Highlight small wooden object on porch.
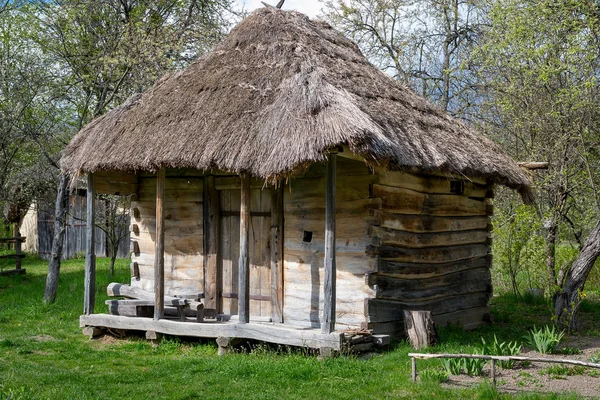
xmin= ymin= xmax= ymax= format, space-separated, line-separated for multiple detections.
xmin=403 ymin=310 xmax=439 ymax=349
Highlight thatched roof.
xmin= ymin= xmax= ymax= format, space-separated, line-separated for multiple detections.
xmin=61 ymin=8 xmax=533 ymax=202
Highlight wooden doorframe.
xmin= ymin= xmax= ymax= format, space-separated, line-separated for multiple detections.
xmin=203 ymin=177 xmax=284 ymax=322
xmin=203 ymin=176 xmax=220 ymax=314
xmin=270 ymin=186 xmax=284 ymax=323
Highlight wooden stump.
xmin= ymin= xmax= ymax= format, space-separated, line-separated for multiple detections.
xmin=403 ymin=310 xmax=439 ymax=349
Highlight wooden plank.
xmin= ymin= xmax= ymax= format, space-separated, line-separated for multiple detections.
xmin=373 ymin=211 xmax=488 ymax=233
xmin=0 ymin=254 xmax=26 ymax=259
xmin=14 ymin=229 xmax=22 ymax=270
xmin=94 ymin=171 xmax=139 ymax=196
xmin=204 ymin=176 xmax=220 ymax=312
xmin=365 ymin=292 xmax=492 ymax=323
xmin=367 ymin=243 xmax=489 ymax=264
xmin=84 ymin=174 xmax=96 ymax=316
xmin=249 ymin=189 xmax=262 ymax=317
xmin=377 ymin=256 xmax=488 ymax=278
xmin=368 ymin=267 xmax=492 ymax=302
xmin=214 ymin=176 xmax=268 ymax=191
xmin=271 ymin=186 xmax=284 ymax=323
xmin=80 ymin=314 xmax=343 ymax=350
xmin=322 ymin=153 xmax=337 ymax=334
xmin=154 ymin=169 xmax=166 ymax=321
xmin=371 ymin=227 xmax=488 ymax=248
xmin=238 ymin=173 xmax=250 ymax=324
xmin=373 ymin=185 xmax=487 ymax=216
xmin=377 ymin=171 xmax=489 ymax=197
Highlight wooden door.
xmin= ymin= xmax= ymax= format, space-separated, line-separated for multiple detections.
xmin=219 ymin=188 xmax=272 ymax=318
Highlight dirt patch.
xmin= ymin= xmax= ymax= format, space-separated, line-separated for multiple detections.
xmin=441 ymin=336 xmax=600 ymax=398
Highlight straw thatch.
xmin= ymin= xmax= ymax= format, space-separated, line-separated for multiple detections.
xmin=61 ymin=7 xmax=533 ymax=202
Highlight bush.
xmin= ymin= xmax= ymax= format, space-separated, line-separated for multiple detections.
xmin=524 ymin=325 xmax=564 ymax=354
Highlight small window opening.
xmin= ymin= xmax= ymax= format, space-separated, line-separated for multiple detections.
xmin=450 ymin=180 xmax=465 ymax=195
xmin=303 ymin=230 xmax=313 ymax=243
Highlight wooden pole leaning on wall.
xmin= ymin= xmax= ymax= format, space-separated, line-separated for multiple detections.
xmin=154 ymin=168 xmax=166 ymax=321
xmin=322 ymin=152 xmax=337 ymax=334
xmin=84 ymin=174 xmax=96 ymax=315
xmin=238 ymin=172 xmax=251 ymax=324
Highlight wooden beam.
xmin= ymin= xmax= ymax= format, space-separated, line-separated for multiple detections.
xmin=518 ymin=162 xmax=549 ymax=170
xmin=13 ymin=225 xmax=21 ymax=270
xmin=203 ymin=176 xmax=220 ymax=312
xmin=238 ymin=172 xmax=250 ymax=324
xmin=154 ymin=169 xmax=166 ymax=321
xmin=80 ymin=314 xmax=343 ymax=350
xmin=322 ymin=153 xmax=337 ymax=334
xmin=271 ymin=186 xmax=284 ymax=323
xmin=84 ymin=174 xmax=96 ymax=315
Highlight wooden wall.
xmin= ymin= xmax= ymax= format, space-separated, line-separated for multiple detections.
xmin=131 ymin=175 xmax=204 ymax=297
xmin=366 ymin=171 xmax=494 ymax=335
xmin=283 ymin=158 xmax=380 ymax=330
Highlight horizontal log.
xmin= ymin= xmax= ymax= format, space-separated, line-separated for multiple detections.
xmin=373 ymin=211 xmax=489 ymax=233
xmin=377 ymin=256 xmax=488 ymax=278
xmin=0 ymin=237 xmax=26 ymax=243
xmin=298 ymin=156 xmax=373 ymax=178
xmin=367 ymin=244 xmax=489 ymax=264
xmin=432 ymin=306 xmax=489 ymax=329
xmin=0 ymin=254 xmax=26 ymax=259
xmin=373 ymin=185 xmax=486 ymax=216
xmin=133 ymin=235 xmax=202 ymax=255
xmin=80 ymin=314 xmax=343 ymax=350
xmin=0 ymin=268 xmax=26 ymax=276
xmin=368 ymin=267 xmax=492 ymax=302
xmin=377 ymin=171 xmax=489 ymax=197
xmin=365 ymin=292 xmax=492 ymax=323
xmin=371 ymin=227 xmax=488 ymax=248
xmin=409 ymin=353 xmax=600 ymax=370
xmin=106 ymin=283 xmax=201 ymax=309
xmin=284 ymin=198 xmax=382 ymax=216
xmin=517 ymin=162 xmax=549 ymax=170
xmin=221 ymin=292 xmax=272 ymax=302
xmin=214 ymin=177 xmax=269 ymax=191
xmin=286 ymin=175 xmax=376 ymax=203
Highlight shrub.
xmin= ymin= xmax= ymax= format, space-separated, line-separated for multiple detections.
xmin=524 ymin=325 xmax=564 ymax=354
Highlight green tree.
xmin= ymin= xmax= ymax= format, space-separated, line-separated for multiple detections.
xmin=475 ymin=0 xmax=600 ymax=329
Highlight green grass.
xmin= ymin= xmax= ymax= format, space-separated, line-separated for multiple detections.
xmin=0 ymin=257 xmax=594 ymax=400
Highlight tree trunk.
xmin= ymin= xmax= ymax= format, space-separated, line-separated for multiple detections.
xmin=44 ymin=173 xmax=70 ymax=304
xmin=545 ymin=221 xmax=558 ymax=289
xmin=553 ymin=220 xmax=600 ymax=331
xmin=109 ymin=249 xmax=116 ymax=277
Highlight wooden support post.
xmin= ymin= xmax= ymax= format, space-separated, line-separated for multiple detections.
xmin=322 ymin=152 xmax=337 ymax=334
xmin=270 ymin=186 xmax=284 ymax=323
xmin=411 ymin=356 xmax=417 ymax=382
xmin=14 ymin=226 xmax=22 ymax=271
xmin=491 ymin=358 xmax=496 ymax=386
xmin=238 ymin=173 xmax=250 ymax=324
xmin=203 ymin=176 xmax=220 ymax=313
xmin=84 ymin=174 xmax=96 ymax=315
xmin=154 ymin=169 xmax=166 ymax=321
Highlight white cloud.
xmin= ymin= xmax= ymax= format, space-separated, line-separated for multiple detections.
xmin=235 ymin=0 xmax=323 ymax=18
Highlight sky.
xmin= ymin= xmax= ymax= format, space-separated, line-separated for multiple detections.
xmin=234 ymin=0 xmax=323 ymax=18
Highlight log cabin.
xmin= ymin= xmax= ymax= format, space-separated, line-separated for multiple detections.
xmin=60 ymin=8 xmax=533 ymax=352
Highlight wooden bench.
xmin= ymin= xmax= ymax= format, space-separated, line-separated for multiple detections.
xmin=106 ymin=283 xmax=205 ymax=322
xmin=0 ymin=236 xmax=26 ymax=276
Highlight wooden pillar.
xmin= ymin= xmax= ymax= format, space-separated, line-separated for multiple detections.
xmin=84 ymin=174 xmax=96 ymax=315
xmin=14 ymin=226 xmax=22 ymax=271
xmin=238 ymin=173 xmax=250 ymax=324
xmin=154 ymin=169 xmax=166 ymax=321
xmin=270 ymin=186 xmax=284 ymax=323
xmin=322 ymin=152 xmax=337 ymax=334
xmin=203 ymin=176 xmax=220 ymax=313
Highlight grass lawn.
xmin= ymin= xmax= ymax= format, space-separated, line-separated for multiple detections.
xmin=0 ymin=257 xmax=595 ymax=399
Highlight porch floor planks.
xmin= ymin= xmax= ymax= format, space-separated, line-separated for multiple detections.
xmin=80 ymin=314 xmax=343 ymax=350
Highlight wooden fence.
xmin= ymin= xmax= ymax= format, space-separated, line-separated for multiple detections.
xmin=409 ymin=352 xmax=600 ymax=386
